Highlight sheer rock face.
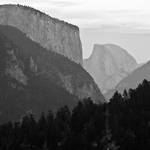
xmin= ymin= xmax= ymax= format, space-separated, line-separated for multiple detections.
xmin=0 ymin=4 xmax=83 ymax=65
xmin=84 ymin=44 xmax=138 ymax=97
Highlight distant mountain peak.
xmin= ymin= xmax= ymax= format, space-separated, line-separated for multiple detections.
xmin=84 ymin=43 xmax=138 ymax=96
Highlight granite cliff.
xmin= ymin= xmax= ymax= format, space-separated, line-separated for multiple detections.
xmin=84 ymin=44 xmax=138 ymax=97
xmin=0 ymin=4 xmax=83 ymax=65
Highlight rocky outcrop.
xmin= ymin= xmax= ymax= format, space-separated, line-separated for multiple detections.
xmin=84 ymin=44 xmax=138 ymax=97
xmin=0 ymin=4 xmax=83 ymax=65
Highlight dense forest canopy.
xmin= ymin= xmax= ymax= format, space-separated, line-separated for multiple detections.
xmin=0 ymin=79 xmax=150 ymax=150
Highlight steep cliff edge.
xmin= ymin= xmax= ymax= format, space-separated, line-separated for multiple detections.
xmin=84 ymin=44 xmax=138 ymax=96
xmin=0 ymin=4 xmax=83 ymax=65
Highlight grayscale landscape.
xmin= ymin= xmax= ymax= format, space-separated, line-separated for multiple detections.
xmin=0 ymin=0 xmax=149 ymax=150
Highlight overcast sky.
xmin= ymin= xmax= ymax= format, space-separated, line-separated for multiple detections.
xmin=0 ymin=0 xmax=150 ymax=63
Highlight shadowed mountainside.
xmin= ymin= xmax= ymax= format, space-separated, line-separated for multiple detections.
xmin=0 ymin=25 xmax=105 ymax=123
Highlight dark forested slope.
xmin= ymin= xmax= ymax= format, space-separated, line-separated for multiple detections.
xmin=0 ymin=25 xmax=104 ymax=123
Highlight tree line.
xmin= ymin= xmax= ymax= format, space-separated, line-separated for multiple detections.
xmin=0 ymin=79 xmax=150 ymax=150
xmin=109 ymin=79 xmax=150 ymax=150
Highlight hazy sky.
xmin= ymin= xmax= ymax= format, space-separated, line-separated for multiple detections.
xmin=0 ymin=0 xmax=150 ymax=63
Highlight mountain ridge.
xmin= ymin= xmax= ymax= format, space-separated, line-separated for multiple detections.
xmin=0 ymin=25 xmax=104 ymax=103
xmin=0 ymin=4 xmax=78 ymax=29
xmin=105 ymin=60 xmax=150 ymax=99
xmin=0 ymin=25 xmax=105 ymax=123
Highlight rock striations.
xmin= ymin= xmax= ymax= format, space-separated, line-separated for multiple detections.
xmin=84 ymin=44 xmax=138 ymax=99
xmin=0 ymin=4 xmax=83 ymax=65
